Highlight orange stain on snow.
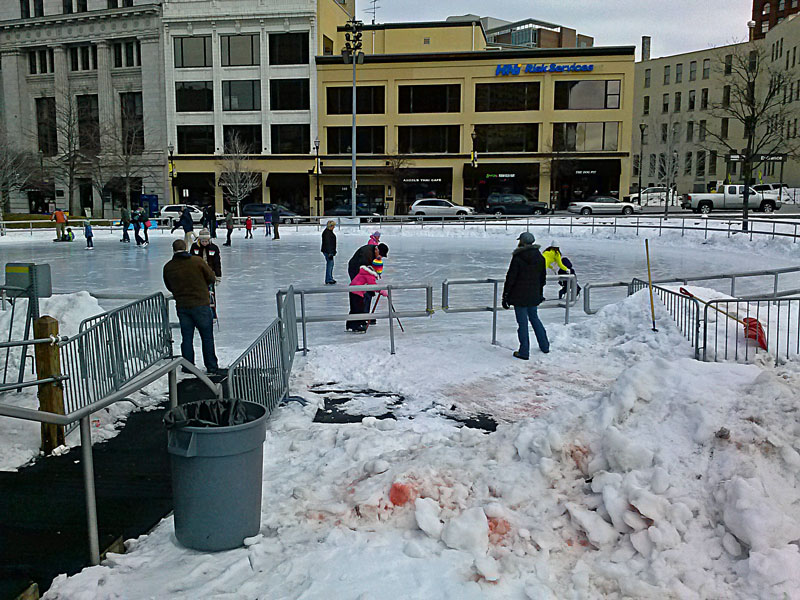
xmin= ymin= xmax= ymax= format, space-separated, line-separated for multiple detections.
xmin=389 ymin=482 xmax=417 ymax=506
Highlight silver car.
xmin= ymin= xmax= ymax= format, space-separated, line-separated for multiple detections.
xmin=567 ymin=196 xmax=642 ymax=216
xmin=409 ymin=199 xmax=475 ymax=216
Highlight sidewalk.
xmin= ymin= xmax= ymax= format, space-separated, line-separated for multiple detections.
xmin=0 ymin=376 xmax=223 ymax=600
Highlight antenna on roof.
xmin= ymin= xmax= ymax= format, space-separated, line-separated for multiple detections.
xmin=367 ymin=0 xmax=379 ymax=24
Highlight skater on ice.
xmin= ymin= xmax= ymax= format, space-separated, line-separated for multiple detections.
xmin=171 ymin=206 xmax=195 ymax=248
xmin=190 ymin=229 xmax=222 ymax=279
xmin=224 ymin=210 xmax=234 ymax=246
xmin=162 ymin=239 xmax=221 ymax=376
xmin=263 ymin=210 xmax=272 ymax=237
xmin=368 ymin=230 xmax=381 ymax=246
xmin=119 ymin=206 xmax=131 ymax=243
xmin=502 ymin=232 xmax=550 ymax=360
xmin=51 ymin=208 xmax=68 ymax=242
xmin=245 ymin=216 xmax=254 ymax=239
xmin=347 ymin=258 xmax=387 ymax=332
xmin=558 ymin=256 xmax=581 ymax=299
xmin=348 ymin=241 xmax=388 ymax=316
xmin=542 ymin=242 xmax=570 ymax=274
xmin=321 ymin=220 xmax=337 ymax=284
xmin=83 ymin=221 xmax=93 ymax=249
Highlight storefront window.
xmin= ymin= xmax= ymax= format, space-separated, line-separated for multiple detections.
xmin=324 ymin=184 xmax=385 ymax=215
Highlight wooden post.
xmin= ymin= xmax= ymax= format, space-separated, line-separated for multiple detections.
xmin=33 ymin=316 xmax=65 ymax=453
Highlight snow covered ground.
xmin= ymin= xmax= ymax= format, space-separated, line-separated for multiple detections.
xmin=1 ymin=225 xmax=799 ymax=598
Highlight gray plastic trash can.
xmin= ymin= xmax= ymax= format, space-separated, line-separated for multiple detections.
xmin=166 ymin=399 xmax=267 ymax=551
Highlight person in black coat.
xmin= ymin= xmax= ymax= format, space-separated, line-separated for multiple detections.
xmin=348 ymin=242 xmax=389 ymax=317
xmin=321 ymin=220 xmax=337 ymax=284
xmin=502 ymin=232 xmax=549 ymax=360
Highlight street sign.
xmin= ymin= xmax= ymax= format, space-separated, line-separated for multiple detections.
xmin=726 ymin=154 xmax=745 ymax=162
xmin=757 ymin=154 xmax=787 ymax=162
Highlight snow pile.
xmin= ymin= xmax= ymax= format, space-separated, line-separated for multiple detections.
xmin=0 ymin=292 xmax=166 ymax=471
xmin=44 ymin=290 xmax=800 ymax=599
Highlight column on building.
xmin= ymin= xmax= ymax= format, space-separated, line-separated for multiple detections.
xmin=259 ymin=22 xmax=271 ymax=205
xmin=52 ymin=45 xmax=71 ymax=211
xmin=1 ymin=50 xmax=31 ymax=212
xmin=139 ymin=33 xmax=167 ymax=203
xmin=95 ymin=40 xmax=114 ymax=215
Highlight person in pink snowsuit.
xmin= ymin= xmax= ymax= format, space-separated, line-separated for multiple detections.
xmin=368 ymin=231 xmax=381 ymax=246
xmin=347 ymin=259 xmax=386 ymax=332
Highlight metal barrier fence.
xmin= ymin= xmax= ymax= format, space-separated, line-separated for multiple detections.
xmin=584 ymin=265 xmax=800 ymax=315
xmin=227 ymin=287 xmax=299 ymax=415
xmin=702 ymin=297 xmax=800 ymax=364
xmin=629 ymin=279 xmax=702 ymax=359
xmin=276 ymin=283 xmax=434 ymax=355
xmin=441 ymin=274 xmax=578 ymax=345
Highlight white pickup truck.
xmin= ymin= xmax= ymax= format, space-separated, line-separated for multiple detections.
xmin=681 ymin=184 xmax=781 ymax=214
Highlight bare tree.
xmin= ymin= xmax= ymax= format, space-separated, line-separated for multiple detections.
xmin=384 ymin=152 xmax=413 ymax=215
xmin=49 ymin=90 xmax=86 ymax=216
xmin=704 ymin=41 xmax=800 ymax=230
xmin=0 ymin=125 xmax=33 ymax=214
xmin=218 ymin=132 xmax=260 ymax=216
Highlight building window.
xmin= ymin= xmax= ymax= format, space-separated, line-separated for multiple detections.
xmin=699 ymin=120 xmax=707 ymax=141
xmin=554 ymin=80 xmax=620 ymax=110
xmin=28 ymin=48 xmax=54 ymax=74
xmin=684 ymin=152 xmax=692 ymax=175
xmin=20 ymin=0 xmax=30 ymax=19
xmin=662 ymin=93 xmax=669 ymax=113
xmin=223 ymin=125 xmax=262 ymax=153
xmin=709 ymin=150 xmax=717 ymax=176
xmin=675 ymin=63 xmax=683 ymax=83
xmin=644 ymin=68 xmax=651 ymax=88
xmin=271 ymin=124 xmax=310 ymax=154
xmin=661 ymin=123 xmax=668 ymax=143
xmin=475 ymin=82 xmax=540 ymax=111
xmin=649 ymin=154 xmax=656 ymax=178
xmin=398 ymin=84 xmax=460 ymax=113
xmin=689 ymin=61 xmax=697 ymax=81
xmin=633 ymin=154 xmax=640 ymax=177
xmin=762 ymin=21 xmax=770 ymax=34
xmin=664 ymin=65 xmax=670 ymax=85
xmin=552 ymin=122 xmax=619 ymax=152
xmin=724 ymin=54 xmax=733 ymax=75
xmin=270 ymin=79 xmax=310 ymax=111
xmin=720 ymin=118 xmax=729 ymax=139
xmin=268 ymin=32 xmax=309 ymax=65
xmin=77 ymin=94 xmax=99 ymax=154
xmin=174 ymin=36 xmax=212 ymax=68
xmin=722 ymin=85 xmax=731 ymax=107
xmin=326 ymin=86 xmax=385 ymax=114
xmin=686 ymin=121 xmax=694 ymax=142
xmin=177 ymin=125 xmax=214 ymax=154
xmin=701 ymin=88 xmax=709 ymax=109
xmin=221 ymin=34 xmax=260 ymax=67
xmin=175 ymin=81 xmax=214 ymax=112
xmin=643 ymin=95 xmax=650 ymax=115
xmin=36 ymin=97 xmax=57 ymax=156
xmin=76 ymin=0 xmax=87 ymax=11
xmin=323 ymin=35 xmax=334 ymax=56
xmin=222 ymin=80 xmax=261 ymax=111
xmin=120 ymin=92 xmax=143 ymax=155
xmin=397 ymin=125 xmax=460 ymax=153
xmin=69 ymin=44 xmax=97 ymax=72
xmin=688 ymin=90 xmax=696 ymax=110
xmin=702 ymin=59 xmax=710 ymax=79
xmin=779 ymin=0 xmax=785 ymax=10
xmin=62 ymin=0 xmax=71 ymax=14
xmin=474 ymin=124 xmax=538 ymax=152
xmin=674 ymin=91 xmax=681 ymax=112
xmin=327 ymin=126 xmax=385 ymax=154
xmin=113 ymin=40 xmax=141 ymax=68
xmin=763 ymin=2 xmax=771 ymax=14
xmin=696 ymin=151 xmax=706 ymax=178
xmin=33 ymin=0 xmax=43 ymax=16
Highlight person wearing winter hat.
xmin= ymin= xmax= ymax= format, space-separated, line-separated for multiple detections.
xmin=190 ymin=229 xmax=222 ymax=279
xmin=368 ymin=231 xmax=381 ymax=246
xmin=347 ymin=262 xmax=387 ymax=332
xmin=322 ymin=220 xmax=337 ymax=284
xmin=502 ymin=231 xmax=549 ymax=360
xmin=371 ymin=257 xmax=383 ymax=277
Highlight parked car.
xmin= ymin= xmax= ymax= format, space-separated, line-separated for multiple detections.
xmin=752 ymin=183 xmax=790 ymax=202
xmin=241 ymin=203 xmax=300 ymax=223
xmin=485 ymin=194 xmax=551 ymax=215
xmin=409 ymin=199 xmax=475 ymax=217
xmin=627 ymin=187 xmax=678 ymax=206
xmin=681 ymin=185 xmax=780 ymax=213
xmin=325 ymin=205 xmax=380 ymax=222
xmin=157 ymin=204 xmax=204 ymax=224
xmin=567 ymin=196 xmax=642 ymax=215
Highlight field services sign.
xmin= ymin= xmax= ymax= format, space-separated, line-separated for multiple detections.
xmin=496 ymin=63 xmax=594 ymax=76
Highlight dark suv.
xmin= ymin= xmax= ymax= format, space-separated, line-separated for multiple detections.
xmin=485 ymin=194 xmax=551 ymax=215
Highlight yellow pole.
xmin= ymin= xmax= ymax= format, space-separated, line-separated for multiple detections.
xmin=645 ymin=239 xmax=658 ymax=332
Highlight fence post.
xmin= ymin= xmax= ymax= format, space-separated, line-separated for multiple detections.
xmin=168 ymin=367 xmax=178 ymax=410
xmin=636 ymin=217 xmax=639 ymax=236
xmin=730 ymin=277 xmax=736 ymax=297
xmin=33 ymin=316 xmax=65 ymax=453
xmin=491 ymin=281 xmax=499 ymax=346
xmin=300 ymin=291 xmax=308 ymax=356
xmin=387 ymin=286 xmax=396 ymax=355
xmin=80 ymin=415 xmax=101 ymax=566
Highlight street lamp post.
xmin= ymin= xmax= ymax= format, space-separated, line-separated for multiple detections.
xmin=313 ymin=136 xmax=321 ymax=217
xmin=470 ymin=128 xmax=478 ymax=211
xmin=638 ymin=123 xmax=646 ymax=205
xmin=168 ymin=143 xmax=176 ymax=206
xmin=343 ymin=17 xmax=364 ymax=217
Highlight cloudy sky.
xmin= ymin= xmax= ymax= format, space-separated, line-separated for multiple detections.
xmin=365 ymin=0 xmax=754 ymax=59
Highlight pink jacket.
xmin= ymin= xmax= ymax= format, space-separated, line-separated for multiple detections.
xmin=368 ymin=233 xmax=380 ymax=245
xmin=350 ymin=265 xmax=381 ymax=297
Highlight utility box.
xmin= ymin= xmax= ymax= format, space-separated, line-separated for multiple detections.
xmin=4 ymin=263 xmax=52 ymax=298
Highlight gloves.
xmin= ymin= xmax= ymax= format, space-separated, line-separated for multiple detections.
xmin=380 ymin=289 xmax=388 ymax=297
xmin=502 ymin=297 xmax=510 ymax=310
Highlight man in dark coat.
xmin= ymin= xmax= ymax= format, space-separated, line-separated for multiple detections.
xmin=163 ymin=239 xmax=220 ymax=375
xmin=202 ymin=205 xmax=217 ymax=238
xmin=502 ymin=232 xmax=549 ymax=360
xmin=321 ymin=220 xmax=337 ymax=284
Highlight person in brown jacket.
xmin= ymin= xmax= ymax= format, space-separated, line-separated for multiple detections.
xmin=163 ymin=239 xmax=220 ymax=375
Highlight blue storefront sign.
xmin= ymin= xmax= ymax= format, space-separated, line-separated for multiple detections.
xmin=495 ymin=63 xmax=594 ymax=76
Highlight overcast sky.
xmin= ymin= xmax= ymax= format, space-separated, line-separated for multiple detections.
xmin=365 ymin=0 xmax=754 ymax=59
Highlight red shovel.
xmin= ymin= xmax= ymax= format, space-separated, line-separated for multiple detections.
xmin=680 ymin=288 xmax=768 ymax=351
